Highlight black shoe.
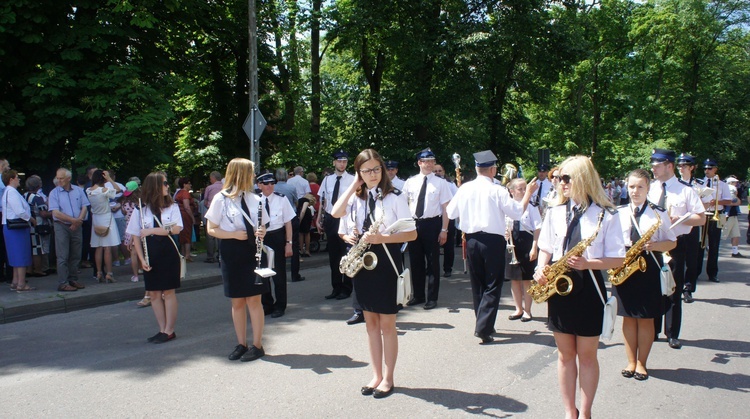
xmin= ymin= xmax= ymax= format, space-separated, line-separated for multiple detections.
xmin=731 ymin=252 xmax=745 ymax=258
xmin=324 ymin=291 xmax=339 ymax=299
xmin=520 ymin=315 xmax=533 ymax=323
xmin=621 ymin=369 xmax=635 ymax=378
xmin=508 ymin=313 xmax=523 ymax=321
xmin=271 ymin=310 xmax=285 ymax=318
xmin=424 ymin=301 xmax=437 ymax=310
xmin=228 ymin=344 xmax=248 ymax=360
xmin=443 ymin=270 xmax=452 ymax=278
xmin=147 ymin=332 xmax=166 ymax=343
xmin=335 ymin=293 xmax=351 ymax=300
xmin=683 ymin=291 xmax=694 ymax=303
xmin=708 ymin=277 xmax=720 ymax=283
xmin=373 ymin=386 xmax=395 ymax=399
xmin=240 ymin=345 xmax=265 ymax=362
xmin=361 ymin=386 xmax=375 ymax=396
xmin=153 ymin=332 xmax=176 ymax=344
xmin=474 ymin=332 xmax=493 ymax=344
xmin=292 ymin=276 xmax=306 ymax=282
xmin=406 ymin=298 xmax=425 ymax=307
xmin=668 ymin=338 xmax=682 ymax=349
xmin=346 ymin=312 xmax=365 ymax=325
xmin=633 ymin=371 xmax=649 ymax=381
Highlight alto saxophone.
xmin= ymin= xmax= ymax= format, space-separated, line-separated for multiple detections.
xmin=608 ymin=211 xmax=661 ymax=286
xmin=339 ymin=194 xmax=384 ymax=277
xmin=528 ymin=210 xmax=604 ymax=304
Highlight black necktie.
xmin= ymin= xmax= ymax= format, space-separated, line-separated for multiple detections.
xmin=331 ymin=176 xmax=342 ymax=205
xmin=534 ymin=181 xmax=541 ymax=206
xmin=630 ymin=204 xmax=645 ymax=244
xmin=658 ymin=183 xmax=667 ymax=208
xmin=707 ymin=179 xmax=711 ymax=188
xmin=564 ymin=204 xmax=583 ymax=252
xmin=512 ymin=220 xmax=521 ymax=241
xmin=240 ymin=195 xmax=254 ymax=233
xmin=362 ymin=193 xmax=376 ymax=231
xmin=415 ymin=176 xmax=428 ymax=218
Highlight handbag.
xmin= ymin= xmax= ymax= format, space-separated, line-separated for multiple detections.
xmin=383 ymin=243 xmax=412 ymax=306
xmin=659 ymin=253 xmax=676 ymax=296
xmin=154 ymin=214 xmax=186 ymax=280
xmin=6 ymin=218 xmax=29 ymax=230
xmin=589 ymin=269 xmax=617 ymax=341
xmin=94 ymin=213 xmax=113 ymax=237
xmin=35 ymin=224 xmax=53 ymax=235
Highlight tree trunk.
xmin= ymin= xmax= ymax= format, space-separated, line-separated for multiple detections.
xmin=310 ymin=0 xmax=322 ymax=144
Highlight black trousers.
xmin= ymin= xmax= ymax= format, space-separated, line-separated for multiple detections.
xmin=291 ymin=217 xmax=301 ymax=279
xmin=324 ymin=217 xmax=351 ymax=296
xmin=683 ymin=226 xmax=701 ymax=292
xmin=655 ymin=234 xmax=687 ymax=339
xmin=442 ymin=219 xmax=456 ymax=273
xmin=408 ymin=216 xmax=442 ymax=302
xmin=696 ymin=217 xmax=722 ymax=280
xmin=466 ymin=232 xmax=505 ymax=336
xmin=261 ymin=229 xmax=287 ymax=312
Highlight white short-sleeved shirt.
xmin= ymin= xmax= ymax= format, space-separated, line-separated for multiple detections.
xmin=287 ymin=175 xmax=312 ymax=199
xmin=700 ymin=177 xmax=732 ymax=212
xmin=402 ymin=173 xmax=453 ymax=218
xmin=537 ymin=202 xmax=625 ymax=261
xmin=390 ymin=177 xmax=405 ymax=190
xmin=126 ymin=204 xmax=183 ymax=237
xmin=617 ymin=203 xmax=676 ymax=247
xmin=2 ymin=187 xmax=31 ymax=223
xmin=446 ymin=175 xmax=524 ymax=235
xmin=261 ymin=192 xmax=295 ymax=231
xmin=204 ymin=192 xmax=269 ymax=232
xmin=338 ymin=190 xmax=414 ymax=236
xmin=518 ymin=204 xmax=543 ymax=233
xmin=319 ymin=172 xmax=356 ymax=213
xmin=647 ymin=176 xmax=704 ymax=237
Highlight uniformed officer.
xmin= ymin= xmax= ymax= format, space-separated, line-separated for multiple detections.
xmin=257 ymin=173 xmax=295 ymax=318
xmin=531 ymin=164 xmax=552 ymax=212
xmin=697 ymin=158 xmax=733 ymax=283
xmin=433 ymin=163 xmax=458 ymax=277
xmin=385 ymin=160 xmax=405 ymax=190
xmin=648 ymin=149 xmax=705 ymax=349
xmin=675 ymin=153 xmax=704 ymax=303
xmin=446 ymin=150 xmax=537 ymax=343
xmin=317 ymin=150 xmax=356 ymax=300
xmin=402 ymin=148 xmax=453 ymax=310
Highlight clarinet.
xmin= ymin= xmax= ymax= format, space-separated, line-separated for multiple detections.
xmin=138 ymin=199 xmax=150 ymax=267
xmin=254 ymin=199 xmax=265 ymax=285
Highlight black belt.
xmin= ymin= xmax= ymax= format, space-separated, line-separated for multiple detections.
xmin=465 ymin=231 xmax=500 ymax=238
xmin=415 ymin=215 xmax=440 ymax=221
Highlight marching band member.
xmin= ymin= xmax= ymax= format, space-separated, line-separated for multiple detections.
xmin=532 ymin=155 xmax=625 ymax=419
xmin=613 ymin=169 xmax=676 ymax=381
xmin=675 ymin=153 xmax=703 ymax=303
xmin=446 ymin=150 xmax=537 ymax=344
xmin=331 ymin=149 xmax=416 ymax=399
xmin=696 ymin=158 xmax=733 ymax=283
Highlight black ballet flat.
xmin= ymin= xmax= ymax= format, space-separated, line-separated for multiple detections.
xmin=373 ymin=386 xmax=395 ymax=399
xmin=360 ymin=386 xmax=375 ymax=396
xmin=508 ymin=313 xmax=523 ymax=321
xmin=621 ymin=369 xmax=635 ymax=378
xmin=634 ymin=371 xmax=649 ymax=381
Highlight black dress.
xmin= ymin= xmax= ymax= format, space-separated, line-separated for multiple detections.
xmin=547 ymin=269 xmax=606 ymax=337
xmin=504 ymin=230 xmax=535 ymax=280
xmin=143 ymin=215 xmax=181 ymax=291
xmin=613 ymin=251 xmax=664 ymax=318
xmin=220 ymin=238 xmax=270 ymax=298
xmin=296 ymin=197 xmax=313 ymax=232
xmin=353 ymin=242 xmax=401 ymax=315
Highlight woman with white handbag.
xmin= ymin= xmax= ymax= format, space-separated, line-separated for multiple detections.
xmin=331 ymin=149 xmax=416 ymax=399
xmin=613 ymin=169 xmax=676 ymax=381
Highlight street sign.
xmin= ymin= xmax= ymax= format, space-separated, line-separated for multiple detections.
xmin=242 ymin=107 xmax=266 ymax=142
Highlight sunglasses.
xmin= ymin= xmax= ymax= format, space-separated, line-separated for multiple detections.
xmin=554 ymin=174 xmax=573 ymax=184
xmin=163 ymin=181 xmax=169 ymax=186
xmin=704 ymin=167 xmax=716 ymax=170
xmin=259 ymin=181 xmax=275 ymax=185
xmin=359 ymin=167 xmax=382 ymax=175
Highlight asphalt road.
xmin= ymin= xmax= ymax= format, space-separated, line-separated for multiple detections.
xmin=1 ymin=225 xmax=749 ymax=417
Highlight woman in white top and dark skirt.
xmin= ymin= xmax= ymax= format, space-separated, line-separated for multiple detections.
xmin=331 ymin=149 xmax=417 ymax=399
xmin=205 ymin=158 xmax=271 ymax=362
xmin=126 ymin=172 xmax=183 ymax=344
xmin=533 ymin=156 xmax=625 ymax=419
xmin=613 ymin=169 xmax=676 ymax=381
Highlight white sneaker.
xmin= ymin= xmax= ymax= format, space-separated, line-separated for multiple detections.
xmin=113 ymin=260 xmax=121 ymax=267
xmin=130 ymin=275 xmax=139 ymax=283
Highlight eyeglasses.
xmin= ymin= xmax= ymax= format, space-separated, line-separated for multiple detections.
xmin=359 ymin=167 xmax=382 ymax=175
xmin=163 ymin=181 xmax=169 ymax=186
xmin=556 ymin=174 xmax=573 ymax=184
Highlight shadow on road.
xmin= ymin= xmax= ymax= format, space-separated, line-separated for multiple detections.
xmin=648 ymin=368 xmax=750 ymax=392
xmin=398 ymin=387 xmax=528 ymax=417
xmin=696 ymin=297 xmax=750 ymax=308
xmin=262 ymin=353 xmax=368 ymax=375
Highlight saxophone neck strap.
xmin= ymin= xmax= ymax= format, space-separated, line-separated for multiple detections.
xmin=382 ymin=243 xmax=400 ymax=276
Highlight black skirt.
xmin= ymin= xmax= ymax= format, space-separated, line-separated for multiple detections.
xmin=547 ymin=269 xmax=605 ymax=337
xmin=220 ymin=238 xmax=270 ymax=298
xmin=505 ymin=231 xmax=535 ymax=280
xmin=353 ymin=242 xmax=401 ymax=315
xmin=613 ymin=251 xmax=664 ymax=319
xmin=143 ymin=235 xmax=181 ymax=291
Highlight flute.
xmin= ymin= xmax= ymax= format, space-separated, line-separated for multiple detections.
xmin=138 ymin=198 xmax=150 ymax=267
xmin=254 ymin=200 xmax=265 ymax=285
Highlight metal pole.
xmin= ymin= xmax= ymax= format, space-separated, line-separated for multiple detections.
xmin=248 ymin=0 xmax=259 ymax=167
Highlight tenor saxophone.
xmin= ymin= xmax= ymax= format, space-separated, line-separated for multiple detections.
xmin=608 ymin=212 xmax=661 ymax=286
xmin=339 ymin=194 xmax=384 ymax=277
xmin=528 ymin=210 xmax=604 ymax=304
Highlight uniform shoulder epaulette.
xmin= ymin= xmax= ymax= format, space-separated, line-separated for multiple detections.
xmin=694 ymin=178 xmax=704 ymax=185
xmin=647 ymin=202 xmax=666 ymax=212
xmin=605 ymin=206 xmax=618 ymax=215
xmin=678 ymin=179 xmax=690 ymax=187
xmin=391 ymin=188 xmax=402 ymax=196
xmin=273 ymin=191 xmax=285 ymax=197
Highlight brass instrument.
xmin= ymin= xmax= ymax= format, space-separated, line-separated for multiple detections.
xmin=528 ymin=210 xmax=604 ymax=304
xmin=452 ymin=153 xmax=468 ymax=273
xmin=608 ymin=211 xmax=661 ymax=286
xmin=138 ymin=199 xmax=149 ymax=267
xmin=701 ymin=175 xmax=720 ymax=249
xmin=505 ymin=216 xmax=519 ymax=265
xmin=500 ymin=163 xmax=517 ymax=186
xmin=339 ymin=193 xmax=383 ymax=277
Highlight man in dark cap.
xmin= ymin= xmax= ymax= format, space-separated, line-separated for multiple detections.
xmin=317 ymin=150 xmax=355 ymax=301
xmin=697 ymin=158 xmax=733 ymax=283
xmin=531 ymin=163 xmax=552 ymax=210
xmin=446 ymin=150 xmax=538 ymax=344
xmin=675 ymin=152 xmax=704 ymax=303
xmin=385 ymin=160 xmax=405 ymax=189
xmin=648 ymin=149 xmax=705 ymax=349
xmin=402 ymin=148 xmax=453 ymax=310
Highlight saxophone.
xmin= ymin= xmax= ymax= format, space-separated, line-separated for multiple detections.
xmin=339 ymin=194 xmax=384 ymax=277
xmin=608 ymin=211 xmax=661 ymax=286
xmin=528 ymin=210 xmax=604 ymax=304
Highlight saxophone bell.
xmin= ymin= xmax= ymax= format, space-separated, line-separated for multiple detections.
xmin=362 ymin=251 xmax=378 ymax=270
xmin=554 ymin=274 xmax=574 ymax=296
